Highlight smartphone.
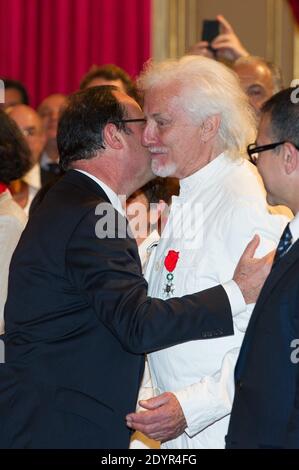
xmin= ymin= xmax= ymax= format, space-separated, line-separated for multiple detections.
xmin=201 ymin=20 xmax=220 ymax=53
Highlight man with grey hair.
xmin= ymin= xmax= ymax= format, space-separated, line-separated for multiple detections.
xmin=127 ymin=55 xmax=288 ymax=449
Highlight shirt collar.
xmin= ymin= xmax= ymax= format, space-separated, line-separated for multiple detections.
xmin=179 ymin=152 xmax=240 ymax=194
xmin=23 ymin=163 xmax=41 ymax=189
xmin=75 ymin=169 xmax=125 ymax=217
xmin=289 ymin=212 xmax=299 ymax=243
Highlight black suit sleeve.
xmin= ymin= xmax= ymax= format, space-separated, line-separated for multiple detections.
xmin=66 ymin=209 xmax=234 ymax=354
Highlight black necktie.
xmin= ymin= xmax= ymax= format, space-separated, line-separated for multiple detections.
xmin=273 ymin=223 xmax=293 ymax=265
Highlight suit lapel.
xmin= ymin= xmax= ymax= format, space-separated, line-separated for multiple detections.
xmin=235 ymin=239 xmax=299 ymax=379
xmin=63 ymin=169 xmax=112 ymax=203
xmin=254 ymin=238 xmax=299 ymax=312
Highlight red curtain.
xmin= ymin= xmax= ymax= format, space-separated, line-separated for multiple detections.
xmin=289 ymin=0 xmax=299 ymax=23
xmin=0 ymin=0 xmax=151 ymax=107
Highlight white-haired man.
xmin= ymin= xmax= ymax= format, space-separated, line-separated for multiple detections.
xmin=127 ymin=56 xmax=289 ymax=449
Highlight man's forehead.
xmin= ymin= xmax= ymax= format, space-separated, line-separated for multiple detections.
xmin=9 ymin=105 xmax=41 ymax=125
xmin=235 ymin=63 xmax=272 ymax=84
xmin=39 ymin=94 xmax=67 ymax=111
xmin=144 ymin=85 xmax=181 ymax=113
xmin=113 ymin=90 xmax=141 ymax=112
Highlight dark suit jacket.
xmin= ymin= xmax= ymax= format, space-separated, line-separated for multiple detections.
xmin=226 ymin=238 xmax=299 ymax=449
xmin=40 ymin=165 xmax=63 ymax=187
xmin=0 ymin=170 xmax=233 ymax=449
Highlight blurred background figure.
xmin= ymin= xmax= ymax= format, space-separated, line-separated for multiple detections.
xmin=0 ymin=78 xmax=29 ymax=110
xmin=80 ymin=64 xmax=140 ymax=103
xmin=232 ymin=56 xmax=284 ymax=118
xmin=38 ymin=93 xmax=67 ymax=184
xmin=0 ymin=109 xmax=31 ymax=333
xmin=7 ymin=105 xmax=46 ymax=214
xmin=126 ymin=177 xmax=179 ymax=270
xmin=189 ymin=15 xmax=284 ymax=118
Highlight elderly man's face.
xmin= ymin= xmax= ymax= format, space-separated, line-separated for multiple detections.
xmin=142 ymin=84 xmax=203 ymax=179
xmin=113 ymin=90 xmax=153 ymax=187
xmin=233 ymin=62 xmax=274 ymax=117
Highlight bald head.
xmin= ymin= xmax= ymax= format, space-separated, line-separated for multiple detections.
xmin=8 ymin=104 xmax=45 ymax=165
xmin=38 ymin=93 xmax=67 ymax=141
xmin=233 ymin=57 xmax=283 ymax=117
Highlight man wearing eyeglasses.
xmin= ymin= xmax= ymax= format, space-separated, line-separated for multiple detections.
xmin=226 ymin=87 xmax=299 ymax=449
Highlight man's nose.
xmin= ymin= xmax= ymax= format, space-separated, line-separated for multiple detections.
xmin=142 ymin=122 xmax=157 ymax=147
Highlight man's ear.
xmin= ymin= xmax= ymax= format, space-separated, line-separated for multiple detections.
xmin=201 ymin=114 xmax=221 ymax=142
xmin=103 ymin=123 xmax=124 ymax=150
xmin=283 ymin=142 xmax=299 ymax=175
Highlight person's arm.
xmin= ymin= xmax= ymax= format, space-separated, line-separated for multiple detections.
xmin=126 ymin=203 xmax=283 ymax=441
xmin=126 ymin=348 xmax=239 ymax=441
xmin=66 ymin=208 xmax=271 ymax=354
xmin=211 ymin=15 xmax=249 ymax=62
xmin=66 ymin=208 xmax=234 ymax=354
xmin=189 ymin=15 xmax=249 ymax=62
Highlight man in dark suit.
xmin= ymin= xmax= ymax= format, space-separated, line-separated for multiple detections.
xmin=226 ymin=87 xmax=299 ymax=449
xmin=1 ymin=86 xmax=271 ymax=449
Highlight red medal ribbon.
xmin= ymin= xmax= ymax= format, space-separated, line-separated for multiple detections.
xmin=0 ymin=183 xmax=8 ymax=194
xmin=164 ymin=250 xmax=180 ymax=272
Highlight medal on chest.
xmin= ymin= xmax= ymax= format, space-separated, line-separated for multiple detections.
xmin=163 ymin=250 xmax=180 ymax=298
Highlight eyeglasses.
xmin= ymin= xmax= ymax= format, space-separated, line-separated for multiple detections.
xmin=247 ymin=141 xmax=286 ymax=165
xmin=114 ymin=118 xmax=146 ymax=124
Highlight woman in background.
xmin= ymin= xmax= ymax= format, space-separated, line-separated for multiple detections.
xmin=0 ymin=109 xmax=31 ymax=333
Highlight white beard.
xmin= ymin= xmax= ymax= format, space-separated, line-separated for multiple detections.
xmin=151 ymin=159 xmax=177 ymax=178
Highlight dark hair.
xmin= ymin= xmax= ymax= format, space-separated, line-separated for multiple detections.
xmin=80 ymin=64 xmax=139 ymax=102
xmin=132 ymin=177 xmax=179 ymax=205
xmin=262 ymin=87 xmax=299 ymax=148
xmin=3 ymin=78 xmax=29 ymax=105
xmin=57 ymin=85 xmax=131 ymax=171
xmin=0 ymin=109 xmax=31 ymax=183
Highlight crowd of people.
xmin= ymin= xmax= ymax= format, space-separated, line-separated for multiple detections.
xmin=0 ymin=15 xmax=299 ymax=450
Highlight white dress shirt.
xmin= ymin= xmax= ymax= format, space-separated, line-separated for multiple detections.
xmin=0 ymin=190 xmax=27 ymax=334
xmin=142 ymin=152 xmax=289 ymax=449
xmin=289 ymin=212 xmax=299 ymax=244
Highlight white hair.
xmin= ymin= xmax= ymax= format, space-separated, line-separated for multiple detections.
xmin=138 ymin=55 xmax=256 ymax=159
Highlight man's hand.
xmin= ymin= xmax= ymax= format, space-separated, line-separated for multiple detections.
xmin=212 ymin=15 xmax=249 ymax=61
xmin=189 ymin=15 xmax=249 ymax=62
xmin=233 ymin=234 xmax=275 ymax=304
xmin=188 ymin=40 xmax=215 ymax=58
xmin=126 ymin=392 xmax=187 ymax=443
